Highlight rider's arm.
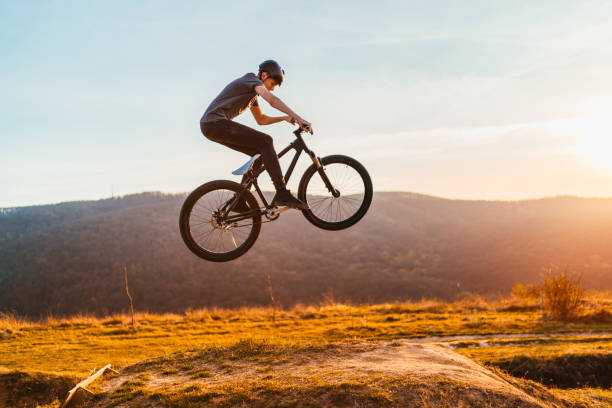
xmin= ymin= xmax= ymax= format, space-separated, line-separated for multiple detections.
xmin=250 ymin=102 xmax=293 ymax=126
xmin=254 ymin=85 xmax=312 ymax=131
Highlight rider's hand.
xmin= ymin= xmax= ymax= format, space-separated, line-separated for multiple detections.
xmin=298 ymin=119 xmax=313 ymax=134
xmin=284 ymin=116 xmax=296 ymax=125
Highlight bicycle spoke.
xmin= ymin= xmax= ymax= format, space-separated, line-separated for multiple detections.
xmin=229 ymin=230 xmax=238 ymax=248
xmin=305 ymin=161 xmax=366 ymax=224
xmin=214 ymin=230 xmax=223 ymax=253
xmin=186 ymin=188 xmax=259 ymax=255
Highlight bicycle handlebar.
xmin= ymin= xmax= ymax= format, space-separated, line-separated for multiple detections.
xmin=294 ymin=124 xmax=313 ymax=136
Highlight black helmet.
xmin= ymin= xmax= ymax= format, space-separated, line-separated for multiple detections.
xmin=258 ymin=60 xmax=284 ymax=86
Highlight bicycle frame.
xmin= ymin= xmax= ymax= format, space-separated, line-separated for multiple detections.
xmin=220 ymin=128 xmax=336 ymax=223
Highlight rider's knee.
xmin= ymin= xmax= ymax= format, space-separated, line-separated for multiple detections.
xmin=262 ymin=134 xmax=274 ymax=147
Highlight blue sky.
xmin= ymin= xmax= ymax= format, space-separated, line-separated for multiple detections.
xmin=2 ymin=1 xmax=612 ymax=206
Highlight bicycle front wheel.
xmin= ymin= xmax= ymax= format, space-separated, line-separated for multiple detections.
xmin=179 ymin=180 xmax=261 ymax=262
xmin=298 ymin=155 xmax=372 ymax=230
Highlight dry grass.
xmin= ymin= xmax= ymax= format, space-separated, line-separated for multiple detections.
xmin=552 ymin=387 xmax=612 ymax=408
xmin=0 ymin=312 xmax=35 ymax=331
xmin=1 ymin=293 xmax=611 ymax=408
xmin=136 ymin=375 xmax=550 ymax=408
xmin=3 ymin=289 xmax=609 ymax=331
xmin=1 ymin=293 xmax=610 ymax=379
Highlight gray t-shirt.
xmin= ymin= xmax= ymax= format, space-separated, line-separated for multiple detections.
xmin=200 ymin=73 xmax=263 ymax=123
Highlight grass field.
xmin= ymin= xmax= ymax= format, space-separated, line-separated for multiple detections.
xmin=1 ymin=293 xmax=611 ymax=407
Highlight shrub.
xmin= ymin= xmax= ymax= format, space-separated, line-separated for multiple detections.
xmin=510 ymin=283 xmax=541 ymax=300
xmin=541 ymin=269 xmax=584 ymax=320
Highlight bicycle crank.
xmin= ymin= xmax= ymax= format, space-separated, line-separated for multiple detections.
xmin=264 ymin=206 xmax=293 ymax=221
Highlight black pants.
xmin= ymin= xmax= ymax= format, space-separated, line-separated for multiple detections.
xmin=200 ymin=119 xmax=285 ymax=191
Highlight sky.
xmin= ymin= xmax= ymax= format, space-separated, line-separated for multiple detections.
xmin=2 ymin=1 xmax=612 ymax=207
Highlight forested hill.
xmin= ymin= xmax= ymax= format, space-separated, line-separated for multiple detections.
xmin=1 ymin=192 xmax=612 ymax=317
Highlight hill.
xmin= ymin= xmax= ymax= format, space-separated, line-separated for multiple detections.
xmin=1 ymin=192 xmax=612 ymax=316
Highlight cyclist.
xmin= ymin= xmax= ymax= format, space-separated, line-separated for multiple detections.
xmin=200 ymin=60 xmax=311 ymax=210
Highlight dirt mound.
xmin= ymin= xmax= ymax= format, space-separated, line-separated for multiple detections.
xmin=88 ymin=340 xmax=571 ymax=407
xmin=0 ymin=370 xmax=76 ymax=408
xmin=338 ymin=343 xmax=553 ymax=404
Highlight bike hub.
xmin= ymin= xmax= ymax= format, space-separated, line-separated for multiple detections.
xmin=211 ymin=211 xmax=229 ymax=230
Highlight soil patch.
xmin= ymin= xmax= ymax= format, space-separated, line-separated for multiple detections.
xmin=0 ymin=370 xmax=76 ymax=408
xmin=493 ymin=353 xmax=612 ymax=388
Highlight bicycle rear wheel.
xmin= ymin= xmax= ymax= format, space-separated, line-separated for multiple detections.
xmin=179 ymin=180 xmax=261 ymax=262
xmin=298 ymin=155 xmax=372 ymax=230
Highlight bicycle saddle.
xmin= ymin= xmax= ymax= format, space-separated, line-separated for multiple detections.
xmin=232 ymin=154 xmax=261 ymax=175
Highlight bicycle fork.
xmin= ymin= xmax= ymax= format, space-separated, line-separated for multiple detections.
xmin=306 ymin=151 xmax=340 ymax=197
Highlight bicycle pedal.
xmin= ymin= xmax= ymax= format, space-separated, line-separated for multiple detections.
xmin=268 ymin=206 xmax=293 ymax=215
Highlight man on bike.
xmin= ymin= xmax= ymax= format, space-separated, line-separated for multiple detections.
xmin=200 ymin=60 xmax=311 ymax=210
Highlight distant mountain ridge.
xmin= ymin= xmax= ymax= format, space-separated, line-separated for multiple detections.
xmin=1 ymin=191 xmax=612 ymax=316
xmin=0 ymin=192 xmax=178 ymax=241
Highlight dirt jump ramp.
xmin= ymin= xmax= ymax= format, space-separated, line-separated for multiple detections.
xmin=87 ymin=340 xmax=569 ymax=407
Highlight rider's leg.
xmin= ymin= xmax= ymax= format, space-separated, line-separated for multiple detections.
xmin=215 ymin=140 xmax=267 ymax=182
xmin=201 ymin=120 xmax=285 ymax=190
xmin=201 ymin=120 xmax=308 ymax=209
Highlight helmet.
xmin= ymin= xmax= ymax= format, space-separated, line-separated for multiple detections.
xmin=258 ymin=60 xmax=284 ymax=86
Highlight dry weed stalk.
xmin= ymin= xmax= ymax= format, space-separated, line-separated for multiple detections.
xmin=124 ymin=265 xmax=136 ymax=328
xmin=266 ymin=272 xmax=276 ymax=323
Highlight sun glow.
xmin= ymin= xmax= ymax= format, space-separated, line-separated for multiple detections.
xmin=555 ymin=115 xmax=612 ymax=171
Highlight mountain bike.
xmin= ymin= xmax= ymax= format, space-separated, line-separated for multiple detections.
xmin=180 ymin=126 xmax=372 ymax=262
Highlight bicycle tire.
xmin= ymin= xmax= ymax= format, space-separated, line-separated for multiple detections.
xmin=298 ymin=155 xmax=372 ymax=230
xmin=179 ymin=180 xmax=261 ymax=262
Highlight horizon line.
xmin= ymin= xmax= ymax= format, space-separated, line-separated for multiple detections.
xmin=3 ymin=190 xmax=612 ymax=210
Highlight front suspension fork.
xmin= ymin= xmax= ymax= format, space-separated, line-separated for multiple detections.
xmin=308 ymin=153 xmax=340 ymax=197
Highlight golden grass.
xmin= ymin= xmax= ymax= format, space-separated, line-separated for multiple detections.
xmin=0 ymin=312 xmax=35 ymax=331
xmin=3 ymin=290 xmax=609 ymax=329
xmin=1 ymin=292 xmax=609 ymax=408
xmin=551 ymin=387 xmax=612 ymax=407
xmin=143 ymin=375 xmax=519 ymax=408
xmin=1 ymin=293 xmax=610 ymax=408
xmin=455 ymin=337 xmax=612 ymax=363
xmin=1 ymin=294 xmax=610 ymax=378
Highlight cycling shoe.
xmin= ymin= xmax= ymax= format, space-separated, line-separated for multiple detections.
xmin=271 ymin=189 xmax=309 ymax=210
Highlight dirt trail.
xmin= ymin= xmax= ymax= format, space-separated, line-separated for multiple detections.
xmin=405 ymin=331 xmax=612 ymax=345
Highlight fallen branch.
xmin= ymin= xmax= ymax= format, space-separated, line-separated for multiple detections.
xmin=61 ymin=364 xmax=118 ymax=408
